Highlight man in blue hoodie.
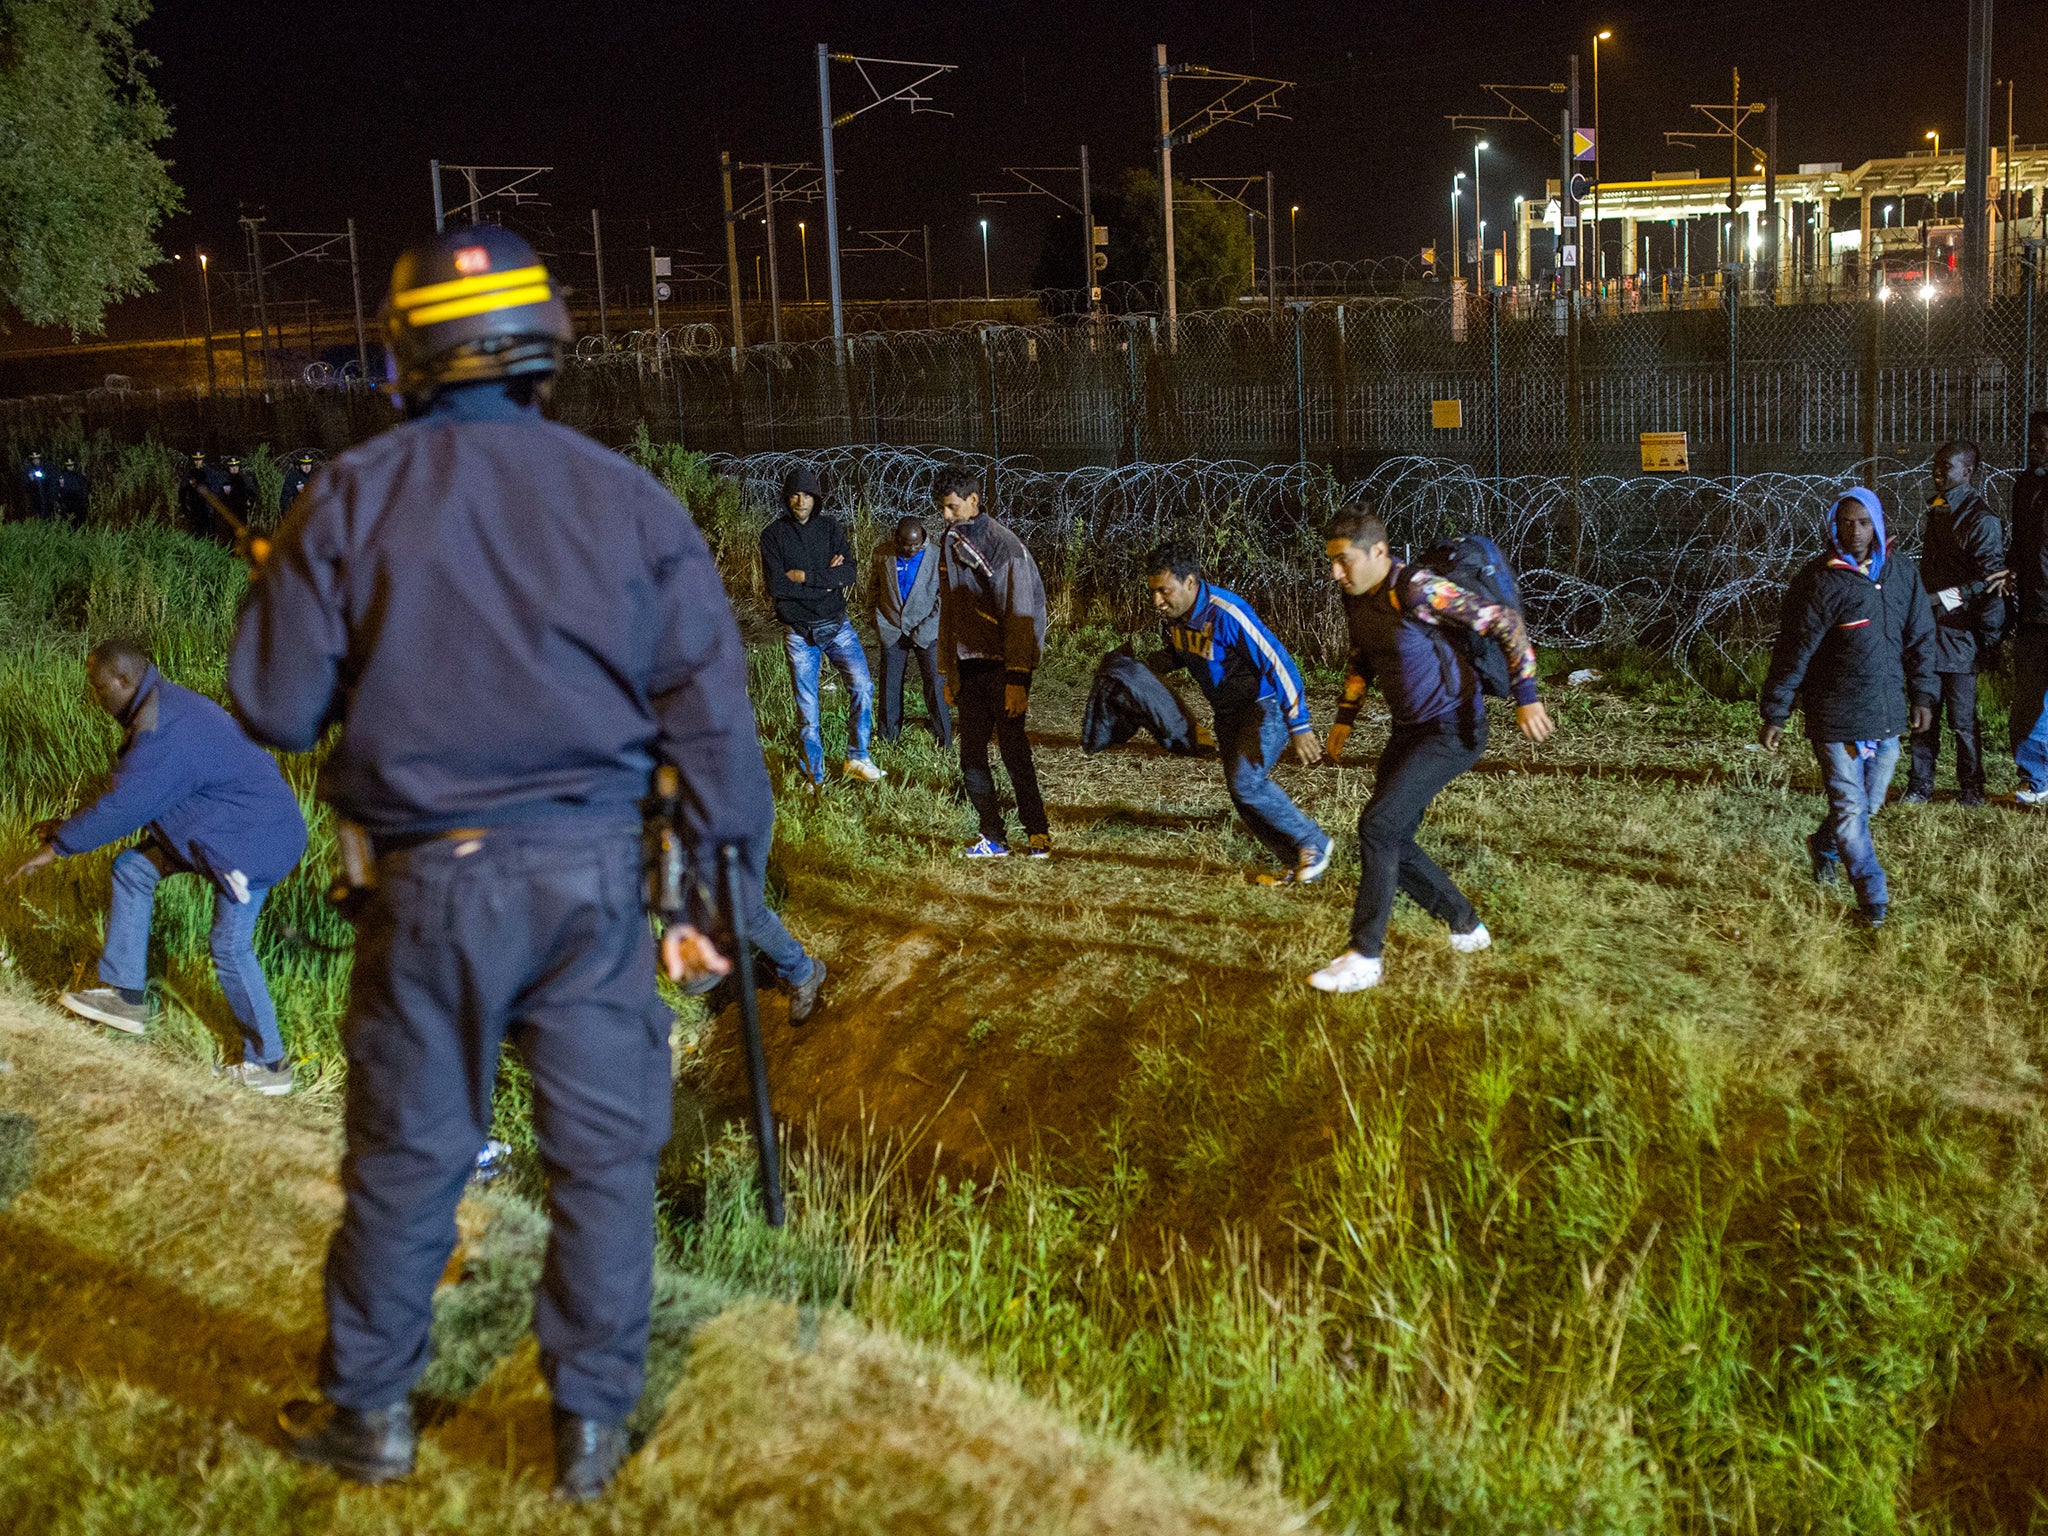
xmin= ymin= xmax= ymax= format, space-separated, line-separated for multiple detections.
xmin=1759 ymin=488 xmax=1937 ymax=928
xmin=1145 ymin=542 xmax=1331 ymax=884
xmin=8 ymin=638 xmax=308 ymax=1090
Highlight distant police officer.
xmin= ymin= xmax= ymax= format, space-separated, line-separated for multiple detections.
xmin=178 ymin=451 xmax=231 ymax=539
xmin=220 ymin=454 xmax=256 ymax=530
xmin=55 ymin=455 xmax=90 ymax=526
xmin=228 ymin=226 xmax=775 ymax=1501
xmin=279 ymin=450 xmax=318 ymax=510
xmin=15 ymin=449 xmax=55 ymax=521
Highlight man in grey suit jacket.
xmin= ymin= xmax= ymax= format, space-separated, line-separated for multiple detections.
xmin=873 ymin=516 xmax=952 ymax=746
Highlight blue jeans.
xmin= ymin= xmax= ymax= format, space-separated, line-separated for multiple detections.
xmin=2014 ymin=627 xmax=2048 ymax=793
xmin=101 ymin=847 xmax=284 ymax=1066
xmin=1812 ymin=737 xmax=1902 ymax=909
xmin=783 ymin=620 xmax=874 ymax=783
xmin=1216 ymin=698 xmax=1329 ymax=867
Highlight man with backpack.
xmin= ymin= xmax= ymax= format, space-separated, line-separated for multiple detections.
xmin=1309 ymin=505 xmax=1552 ymax=994
xmin=2012 ymin=411 xmax=2048 ymax=805
xmin=1759 ymin=487 xmax=1936 ymax=928
xmin=1144 ymin=542 xmax=1331 ymax=884
xmin=1904 ymin=440 xmax=2007 ymax=805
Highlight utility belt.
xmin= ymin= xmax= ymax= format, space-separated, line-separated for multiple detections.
xmin=328 ymin=822 xmax=487 ymax=920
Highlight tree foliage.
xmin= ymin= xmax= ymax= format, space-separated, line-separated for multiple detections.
xmin=0 ymin=0 xmax=181 ymax=334
xmin=1107 ymin=169 xmax=1254 ymax=308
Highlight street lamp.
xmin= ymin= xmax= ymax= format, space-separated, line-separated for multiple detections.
xmin=1289 ymin=204 xmax=1300 ymax=292
xmin=797 ymin=220 xmax=812 ymax=305
xmin=1513 ymin=193 xmax=1526 ymax=281
xmin=197 ymin=250 xmax=216 ymax=395
xmin=1451 ymin=172 xmax=1465 ymax=282
xmin=1593 ymin=29 xmax=1612 ymax=283
xmin=979 ymin=217 xmax=991 ymax=302
xmin=1925 ymin=129 xmax=1940 ymax=158
xmin=1472 ymin=142 xmax=1488 ymax=294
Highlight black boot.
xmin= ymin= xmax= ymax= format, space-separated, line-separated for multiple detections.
xmin=552 ymin=1406 xmax=630 ymax=1502
xmin=283 ymin=1399 xmax=416 ymax=1484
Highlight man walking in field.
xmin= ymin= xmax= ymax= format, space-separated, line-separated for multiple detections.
xmin=1903 ymin=441 xmax=2006 ymax=806
xmin=1309 ymin=505 xmax=1552 ymax=994
xmin=8 ymin=638 xmax=307 ymax=1090
xmin=1143 ymin=541 xmax=1330 ymax=884
xmin=1760 ymin=487 xmax=1937 ymax=928
xmin=934 ymin=465 xmax=1050 ymax=859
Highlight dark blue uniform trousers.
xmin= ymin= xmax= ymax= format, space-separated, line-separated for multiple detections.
xmin=320 ymin=822 xmax=672 ymax=1425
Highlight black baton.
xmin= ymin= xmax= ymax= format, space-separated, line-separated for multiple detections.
xmin=719 ymin=843 xmax=785 ymax=1227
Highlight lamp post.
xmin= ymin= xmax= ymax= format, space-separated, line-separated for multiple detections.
xmin=1472 ymin=141 xmax=1488 ymax=296
xmin=979 ymin=217 xmax=991 ymax=301
xmin=1451 ymin=172 xmax=1465 ymax=282
xmin=1289 ymin=204 xmax=1299 ymax=292
xmin=797 ymin=220 xmax=812 ymax=304
xmin=1513 ymin=193 xmax=1526 ymax=281
xmin=1925 ymin=129 xmax=1940 ymax=158
xmin=1593 ymin=30 xmax=1611 ymax=284
xmin=197 ymin=250 xmax=217 ymax=395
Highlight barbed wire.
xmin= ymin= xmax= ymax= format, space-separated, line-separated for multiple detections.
xmin=698 ymin=445 xmax=1979 ymax=676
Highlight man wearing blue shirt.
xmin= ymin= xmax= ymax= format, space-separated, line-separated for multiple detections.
xmin=1145 ymin=542 xmax=1331 ymax=884
xmin=8 ymin=638 xmax=308 ymax=1091
xmin=871 ymin=516 xmax=950 ymax=746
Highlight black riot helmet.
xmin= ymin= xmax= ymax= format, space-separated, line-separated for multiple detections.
xmin=382 ymin=225 xmax=572 ymax=404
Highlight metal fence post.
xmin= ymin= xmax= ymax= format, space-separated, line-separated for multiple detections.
xmin=1293 ymin=303 xmax=1307 ymax=467
xmin=1861 ymin=291 xmax=1881 ymax=486
xmin=1490 ymin=288 xmax=1503 ymax=483
xmin=1334 ymin=305 xmax=1350 ymax=482
xmin=1725 ymin=268 xmax=1740 ymax=484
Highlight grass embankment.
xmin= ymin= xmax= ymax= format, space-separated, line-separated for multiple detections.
xmin=6 ymin=518 xmax=2048 ymax=1531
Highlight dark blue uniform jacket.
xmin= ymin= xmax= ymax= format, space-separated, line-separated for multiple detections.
xmin=225 ymin=389 xmax=774 ymax=910
xmin=53 ymin=665 xmax=308 ymax=891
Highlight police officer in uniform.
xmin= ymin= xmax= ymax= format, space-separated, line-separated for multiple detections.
xmin=15 ymin=449 xmax=55 ymax=520
xmin=279 ymin=450 xmax=318 ymax=510
xmin=178 ymin=451 xmax=231 ymax=540
xmin=55 ymin=455 xmax=91 ymax=525
xmin=229 ymin=226 xmax=774 ymax=1501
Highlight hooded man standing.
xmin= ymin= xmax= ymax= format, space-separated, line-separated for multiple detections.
xmin=1904 ymin=441 xmax=2007 ymax=805
xmin=759 ymin=466 xmax=884 ymax=787
xmin=1760 ymin=488 xmax=1937 ymax=928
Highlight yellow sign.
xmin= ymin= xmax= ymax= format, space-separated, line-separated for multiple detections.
xmin=1573 ymin=127 xmax=1596 ymax=161
xmin=1431 ymin=399 xmax=1463 ymax=430
xmin=1640 ymin=431 xmax=1689 ymax=472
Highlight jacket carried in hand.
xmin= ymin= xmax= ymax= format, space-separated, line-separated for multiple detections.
xmin=2011 ymin=467 xmax=2048 ymax=627
xmin=872 ymin=542 xmax=941 ymax=648
xmin=936 ymin=512 xmax=1046 ymax=688
xmin=1761 ymin=492 xmax=1938 ymax=743
xmin=53 ymin=665 xmax=308 ymax=892
xmin=1918 ymin=483 xmax=2007 ymax=671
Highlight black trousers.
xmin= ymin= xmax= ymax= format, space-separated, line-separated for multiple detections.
xmin=321 ymin=822 xmax=672 ymax=1425
xmin=1908 ymin=670 xmax=1982 ymax=796
xmin=880 ymin=633 xmax=952 ymax=746
xmin=955 ymin=659 xmax=1047 ymax=843
xmin=1349 ymin=717 xmax=1488 ymax=958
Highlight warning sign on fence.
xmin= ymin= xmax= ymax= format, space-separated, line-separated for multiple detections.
xmin=1640 ymin=431 xmax=1689 ymax=473
xmin=1431 ymin=399 xmax=1464 ymax=430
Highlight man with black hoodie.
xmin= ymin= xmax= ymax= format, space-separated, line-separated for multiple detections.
xmin=1760 ymin=488 xmax=1937 ymax=927
xmin=1904 ymin=441 xmax=2007 ymax=805
xmin=758 ymin=466 xmax=884 ymax=787
xmin=2010 ymin=411 xmax=2048 ymax=806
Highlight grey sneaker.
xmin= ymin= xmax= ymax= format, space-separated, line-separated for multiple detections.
xmin=217 ymin=1060 xmax=295 ymax=1096
xmin=788 ymin=958 xmax=828 ymax=1025
xmin=59 ymin=987 xmax=149 ymax=1034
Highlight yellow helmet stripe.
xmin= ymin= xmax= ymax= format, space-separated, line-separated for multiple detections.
xmin=391 ymin=264 xmax=549 ymax=312
xmin=402 ymin=284 xmax=555 ymax=327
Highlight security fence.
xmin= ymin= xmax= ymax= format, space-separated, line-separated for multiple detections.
xmin=552 ymin=284 xmax=2048 ymax=479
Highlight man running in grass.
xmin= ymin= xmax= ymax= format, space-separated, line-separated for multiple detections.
xmin=1760 ymin=487 xmax=1936 ymax=929
xmin=1144 ymin=541 xmax=1331 ymax=884
xmin=7 ymin=638 xmax=308 ymax=1090
xmin=1310 ymin=505 xmax=1552 ymax=994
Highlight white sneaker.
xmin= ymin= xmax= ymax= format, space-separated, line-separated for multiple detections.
xmin=1308 ymin=952 xmax=1383 ymax=993
xmin=842 ymin=758 xmax=886 ymax=783
xmin=1448 ymin=923 xmax=1492 ymax=954
xmin=2017 ymin=785 xmax=2048 ymax=807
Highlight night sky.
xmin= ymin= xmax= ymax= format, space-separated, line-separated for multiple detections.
xmin=26 ymin=0 xmax=2048 ymax=341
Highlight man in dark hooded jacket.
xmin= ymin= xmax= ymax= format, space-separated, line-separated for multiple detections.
xmin=55 ymin=456 xmax=90 ymax=526
xmin=1760 ymin=488 xmax=1937 ymax=927
xmin=1905 ymin=441 xmax=2007 ymax=805
xmin=758 ymin=465 xmax=883 ymax=787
